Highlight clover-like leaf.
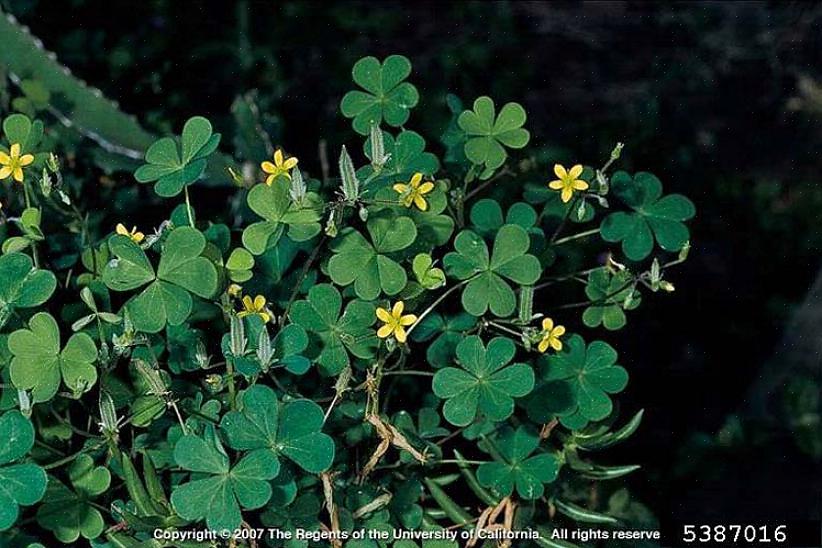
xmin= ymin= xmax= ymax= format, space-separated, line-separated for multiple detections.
xmin=102 ymin=226 xmax=218 ymax=333
xmin=444 ymin=225 xmax=541 ymax=317
xmin=226 ymin=247 xmax=255 ymax=283
xmin=0 ymin=252 xmax=57 ymax=330
xmin=0 ymin=411 xmax=46 ymax=531
xmin=8 ymin=312 xmax=97 ymax=402
xmin=412 ymin=254 xmax=445 ymax=290
xmin=341 ymin=55 xmax=419 ymax=135
xmin=221 ymin=385 xmax=335 ymax=474
xmin=134 ymin=116 xmax=221 ymax=197
xmin=289 ymin=284 xmax=377 ymax=375
xmin=170 ymin=427 xmax=279 ymax=532
xmin=600 ymin=171 xmax=695 ymax=261
xmin=432 ymin=336 xmax=534 ymax=426
xmin=328 ymin=211 xmax=416 ymax=300
xmin=540 ymin=334 xmax=629 ymax=429
xmin=393 ymin=408 xmax=448 ymax=463
xmin=476 ymin=427 xmax=559 ymax=500
xmin=582 ymin=268 xmax=641 ymax=330
xmin=36 ymin=455 xmax=110 ymax=543
xmin=410 ymin=312 xmax=477 ymax=369
xmin=2 ymin=114 xmax=44 ymax=155
xmin=458 ymin=97 xmax=530 ymax=171
xmin=242 ymin=178 xmax=322 ymax=255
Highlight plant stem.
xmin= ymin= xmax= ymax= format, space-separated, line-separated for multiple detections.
xmin=552 ymin=228 xmax=599 ymax=246
xmin=226 ymin=359 xmax=237 ymax=410
xmin=382 ymin=370 xmax=434 ymax=377
xmin=407 ymin=278 xmax=472 ymax=337
xmin=183 ymin=185 xmax=194 ymax=226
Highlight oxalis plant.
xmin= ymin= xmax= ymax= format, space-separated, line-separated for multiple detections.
xmin=0 ymin=54 xmax=694 ymax=547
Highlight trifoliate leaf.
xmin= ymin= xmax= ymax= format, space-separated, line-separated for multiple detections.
xmin=102 ymin=227 xmax=218 ymax=333
xmin=476 ymin=427 xmax=559 ymax=499
xmin=0 ymin=252 xmax=57 ymax=330
xmin=242 ymin=178 xmax=322 ymax=254
xmin=458 ymin=97 xmax=529 ymax=171
xmin=289 ymin=284 xmax=377 ymax=375
xmin=581 ymin=268 xmax=641 ymax=330
xmin=328 ymin=211 xmax=416 ymax=300
xmin=444 ymin=225 xmax=541 ymax=317
xmin=134 ymin=116 xmax=221 ymax=197
xmin=600 ymin=171 xmax=695 ymax=261
xmin=220 ymin=385 xmax=335 ymax=473
xmin=432 ymin=336 xmax=534 ymax=426
xmin=341 ymin=55 xmax=419 ymax=135
xmin=9 ymin=312 xmax=97 ymax=402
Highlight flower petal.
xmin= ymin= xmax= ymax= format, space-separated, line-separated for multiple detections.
xmin=261 ymin=161 xmax=276 ymax=174
xmin=10 ymin=144 xmax=20 ymax=158
xmin=0 ymin=151 xmax=10 ymax=165
xmin=377 ymin=324 xmax=394 ymax=339
xmin=568 ymin=164 xmax=584 ymax=179
xmin=274 ymin=149 xmax=284 ymax=166
xmin=116 ymin=223 xmax=128 ymax=236
xmin=537 ymin=339 xmax=549 ymax=353
xmin=392 ymin=301 xmax=405 ymax=317
xmin=254 ymin=295 xmax=266 ymax=310
xmin=283 ymin=157 xmax=298 ymax=170
xmin=553 ymin=164 xmax=567 ymax=179
xmin=410 ymin=173 xmax=422 ymax=187
xmin=394 ymin=326 xmax=407 ymax=344
xmin=12 ymin=168 xmax=23 ymax=182
xmin=553 ymin=325 xmax=566 ymax=337
xmin=19 ymin=154 xmax=34 ymax=167
xmin=417 ymin=182 xmax=435 ymax=194
xmin=399 ymin=314 xmax=417 ymax=326
xmin=548 ymin=180 xmax=564 ymax=190
xmin=0 ymin=167 xmax=11 ymax=180
xmin=393 ymin=184 xmax=409 ymax=194
xmin=242 ymin=296 xmax=253 ymax=309
xmin=413 ymin=195 xmax=428 ymax=211
xmin=573 ymin=180 xmax=589 ymax=191
xmin=550 ymin=338 xmax=563 ymax=351
xmin=561 ymin=187 xmax=573 ymax=203
xmin=375 ymin=307 xmax=393 ymax=323
xmin=541 ymin=317 xmax=554 ymax=331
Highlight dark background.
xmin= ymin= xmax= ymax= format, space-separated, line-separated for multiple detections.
xmin=4 ymin=0 xmax=820 ymax=530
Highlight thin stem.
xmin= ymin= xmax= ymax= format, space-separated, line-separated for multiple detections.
xmin=280 ymin=235 xmax=328 ymax=326
xmin=382 ymin=370 xmax=434 ymax=377
xmin=487 ymin=321 xmax=522 ymax=338
xmin=183 ymin=186 xmax=194 ymax=226
xmin=552 ymin=228 xmax=599 ymax=246
xmin=43 ymin=441 xmax=106 ymax=470
xmin=435 ymin=459 xmax=486 ymax=466
xmin=226 ymin=360 xmax=237 ymax=410
xmin=464 ymin=165 xmax=514 ymax=201
xmin=406 ymin=278 xmax=473 ymax=337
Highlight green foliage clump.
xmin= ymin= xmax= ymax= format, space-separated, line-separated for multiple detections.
xmin=0 ymin=53 xmax=694 ymax=546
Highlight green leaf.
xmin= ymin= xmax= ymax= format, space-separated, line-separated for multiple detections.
xmin=242 ymin=179 xmax=322 ymax=254
xmin=361 ymin=130 xmax=439 ymax=184
xmin=581 ymin=268 xmax=641 ymax=331
xmin=539 ymin=335 xmax=629 ymax=429
xmin=170 ymin=427 xmax=279 ymax=532
xmin=289 ymin=284 xmax=377 ymax=375
xmin=328 ymin=211 xmax=416 ymax=300
xmin=412 ymin=254 xmax=445 ymax=289
xmin=103 ymin=227 xmax=218 ymax=333
xmin=600 ymin=172 xmax=695 ymax=261
xmin=9 ymin=312 xmax=97 ymax=402
xmin=476 ymin=427 xmax=560 ymax=499
xmin=411 ymin=312 xmax=477 ymax=369
xmin=36 ymin=455 xmax=110 ymax=543
xmin=2 ymin=113 xmax=43 ymax=153
xmin=458 ymin=97 xmax=529 ymax=171
xmin=222 ymin=386 xmax=334 ymax=473
xmin=134 ymin=116 xmax=221 ymax=197
xmin=0 ymin=252 xmax=57 ymax=329
xmin=0 ymin=411 xmax=46 ymax=531
xmin=432 ymin=336 xmax=534 ymax=426
xmin=341 ymin=55 xmax=419 ymax=135
xmin=444 ymin=225 xmax=541 ymax=317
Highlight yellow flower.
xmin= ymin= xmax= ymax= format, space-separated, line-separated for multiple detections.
xmin=261 ymin=149 xmax=298 ymax=184
xmin=0 ymin=143 xmax=35 ymax=183
xmin=115 ymin=223 xmax=145 ymax=244
xmin=227 ymin=284 xmax=243 ymax=298
xmin=376 ymin=301 xmax=417 ymax=344
xmin=238 ymin=295 xmax=271 ymax=324
xmin=393 ymin=172 xmax=435 ymax=211
xmin=537 ymin=317 xmax=566 ymax=353
xmin=548 ymin=164 xmax=588 ymax=203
